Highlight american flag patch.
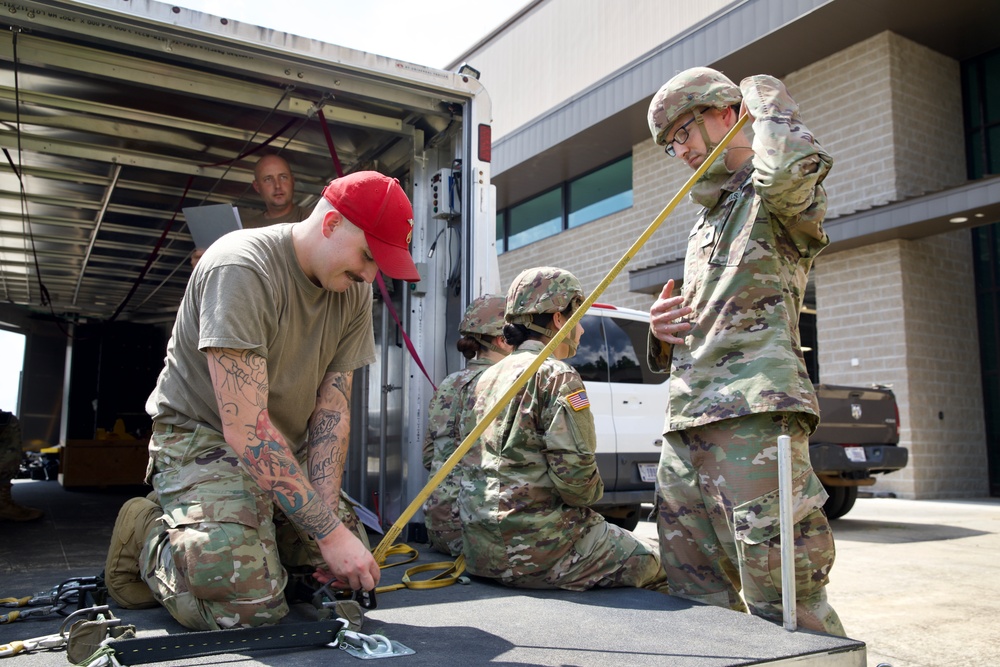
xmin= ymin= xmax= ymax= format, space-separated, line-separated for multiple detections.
xmin=566 ymin=389 xmax=590 ymax=412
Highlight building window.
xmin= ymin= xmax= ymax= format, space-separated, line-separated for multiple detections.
xmin=495 ymin=212 xmax=505 ymax=253
xmin=963 ymin=47 xmax=1000 ymax=178
xmin=508 ymin=187 xmax=562 ymax=251
xmin=569 ymin=157 xmax=633 ymax=228
xmin=972 ymin=225 xmax=1000 ymax=496
xmin=497 ymin=155 xmax=632 ymax=253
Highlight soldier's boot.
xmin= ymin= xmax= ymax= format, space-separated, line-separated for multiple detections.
xmin=105 ymin=496 xmax=162 ymax=609
xmin=0 ymin=480 xmax=43 ymax=522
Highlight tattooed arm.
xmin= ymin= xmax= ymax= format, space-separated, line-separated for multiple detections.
xmin=206 ymin=347 xmax=379 ymax=591
xmin=306 ymin=370 xmax=352 ymax=512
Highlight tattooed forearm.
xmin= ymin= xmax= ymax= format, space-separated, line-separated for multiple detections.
xmin=278 ymin=489 xmax=342 ymax=539
xmin=207 ymin=350 xmax=335 ymax=541
xmin=309 ymin=409 xmax=342 ymax=483
xmin=308 ymin=371 xmax=353 ymax=506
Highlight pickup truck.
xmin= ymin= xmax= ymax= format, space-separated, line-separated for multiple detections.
xmin=570 ymin=304 xmax=908 ymax=528
xmin=811 ymin=383 xmax=908 ymax=519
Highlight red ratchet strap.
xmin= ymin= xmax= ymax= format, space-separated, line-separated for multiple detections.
xmin=110 ymin=175 xmax=195 ymax=321
xmin=318 ymin=107 xmax=436 ymax=392
xmin=375 ymin=272 xmax=436 ymax=392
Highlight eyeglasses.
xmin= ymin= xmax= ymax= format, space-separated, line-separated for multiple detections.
xmin=664 ymin=116 xmax=697 ymax=157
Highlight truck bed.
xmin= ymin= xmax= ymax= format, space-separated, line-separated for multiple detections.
xmin=1 ymin=483 xmax=865 ymax=666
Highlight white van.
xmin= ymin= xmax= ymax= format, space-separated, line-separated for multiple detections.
xmin=570 ymin=304 xmax=667 ymax=530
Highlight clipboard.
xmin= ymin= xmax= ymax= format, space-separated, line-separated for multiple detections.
xmin=183 ymin=204 xmax=243 ymax=249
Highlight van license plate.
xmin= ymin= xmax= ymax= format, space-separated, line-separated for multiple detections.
xmin=845 ymin=447 xmax=866 ymax=463
xmin=638 ymin=463 xmax=658 ymax=483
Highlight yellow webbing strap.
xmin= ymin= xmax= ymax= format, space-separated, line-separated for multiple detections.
xmin=0 ymin=597 xmax=31 ymax=607
xmin=372 ymin=115 xmax=749 ymax=570
xmin=376 ymin=555 xmax=466 ymax=594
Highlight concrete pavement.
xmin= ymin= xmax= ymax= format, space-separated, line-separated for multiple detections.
xmin=824 ymin=497 xmax=1000 ymax=667
xmin=639 ymin=496 xmax=1000 ymax=667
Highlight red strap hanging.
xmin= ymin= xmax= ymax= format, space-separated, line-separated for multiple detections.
xmin=317 ymin=107 xmax=437 ymax=392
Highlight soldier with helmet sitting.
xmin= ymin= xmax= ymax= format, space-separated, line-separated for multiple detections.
xmin=422 ymin=294 xmax=512 ymax=557
xmin=458 ymin=266 xmax=668 ymax=593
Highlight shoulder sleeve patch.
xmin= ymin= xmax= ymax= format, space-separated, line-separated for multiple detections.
xmin=566 ymin=389 xmax=590 ymax=412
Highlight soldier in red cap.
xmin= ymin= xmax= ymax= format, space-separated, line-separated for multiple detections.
xmin=106 ymin=172 xmax=420 ymax=630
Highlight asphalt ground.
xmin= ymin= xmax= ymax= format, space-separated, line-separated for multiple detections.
xmin=637 ymin=496 xmax=1000 ymax=667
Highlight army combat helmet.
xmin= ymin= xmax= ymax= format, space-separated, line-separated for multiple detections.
xmin=459 ymin=294 xmax=507 ymax=354
xmin=506 ymin=266 xmax=585 ymax=341
xmin=647 ymin=66 xmax=741 ymax=155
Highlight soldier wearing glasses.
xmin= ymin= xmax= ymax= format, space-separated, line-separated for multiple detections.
xmin=645 ymin=67 xmax=843 ymax=635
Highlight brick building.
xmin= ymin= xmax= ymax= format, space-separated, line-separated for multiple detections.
xmin=452 ymin=0 xmax=1000 ymax=499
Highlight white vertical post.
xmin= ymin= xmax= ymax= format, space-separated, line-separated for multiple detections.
xmin=777 ymin=434 xmax=797 ymax=631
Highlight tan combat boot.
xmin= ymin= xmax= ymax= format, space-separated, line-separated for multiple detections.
xmin=0 ymin=483 xmax=43 ymax=522
xmin=105 ymin=496 xmax=162 ymax=609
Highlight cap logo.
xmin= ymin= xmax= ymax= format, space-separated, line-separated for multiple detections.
xmin=405 ymin=219 xmax=413 ymax=245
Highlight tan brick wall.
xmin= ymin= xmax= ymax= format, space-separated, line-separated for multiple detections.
xmin=888 ymin=35 xmax=966 ymax=197
xmin=783 ymin=31 xmax=965 ymax=217
xmin=814 ymin=233 xmax=988 ymax=499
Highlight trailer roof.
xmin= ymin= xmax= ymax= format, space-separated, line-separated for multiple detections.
xmin=0 ymin=0 xmax=481 ymax=324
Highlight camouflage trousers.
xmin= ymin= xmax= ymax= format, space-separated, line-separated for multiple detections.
xmin=537 ymin=520 xmax=669 ymax=594
xmin=0 ymin=413 xmax=23 ymax=485
xmin=655 ymin=412 xmax=845 ymax=635
xmin=423 ymin=480 xmax=463 ymax=557
xmin=141 ymin=424 xmax=367 ymax=630
xmin=465 ymin=514 xmax=668 ymax=594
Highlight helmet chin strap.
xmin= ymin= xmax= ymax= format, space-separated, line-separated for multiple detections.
xmin=562 ymin=332 xmax=579 ymax=358
xmin=524 ymin=311 xmax=580 ymax=357
xmin=692 ymin=108 xmax=716 ymax=153
xmin=473 ymin=334 xmax=507 ymax=355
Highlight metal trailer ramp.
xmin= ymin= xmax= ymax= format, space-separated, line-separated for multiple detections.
xmin=0 ymin=479 xmax=864 ymax=667
xmin=1 ymin=558 xmax=865 ymax=667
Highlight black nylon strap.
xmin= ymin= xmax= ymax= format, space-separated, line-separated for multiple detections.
xmin=109 ymin=619 xmax=345 ymax=665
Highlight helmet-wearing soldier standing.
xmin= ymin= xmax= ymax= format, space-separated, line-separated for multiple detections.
xmin=459 ymin=267 xmax=668 ymax=593
xmin=422 ymin=295 xmax=512 ymax=556
xmin=645 ymin=68 xmax=843 ymax=634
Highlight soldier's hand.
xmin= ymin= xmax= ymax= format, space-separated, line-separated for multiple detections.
xmin=650 ymin=279 xmax=692 ymax=345
xmin=314 ymin=523 xmax=381 ymax=592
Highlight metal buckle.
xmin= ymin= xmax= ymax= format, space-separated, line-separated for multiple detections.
xmin=330 ymin=627 xmax=414 ymax=660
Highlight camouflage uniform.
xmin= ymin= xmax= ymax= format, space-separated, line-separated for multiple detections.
xmin=459 ymin=268 xmax=667 ymax=592
xmin=0 ymin=410 xmax=42 ymax=522
xmin=646 ymin=70 xmax=843 ymax=634
xmin=140 ymin=221 xmax=377 ymax=630
xmin=141 ymin=425 xmax=367 ymax=629
xmin=0 ymin=411 xmax=21 ymax=482
xmin=422 ymin=295 xmax=507 ymax=556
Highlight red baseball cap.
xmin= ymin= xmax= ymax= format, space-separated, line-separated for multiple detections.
xmin=322 ymin=172 xmax=420 ymax=281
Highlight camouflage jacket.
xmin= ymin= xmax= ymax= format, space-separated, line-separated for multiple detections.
xmin=648 ymin=75 xmax=833 ymax=432
xmin=422 ymin=358 xmax=494 ymax=505
xmin=422 ymin=358 xmax=494 ymax=472
xmin=459 ymin=341 xmax=606 ymax=579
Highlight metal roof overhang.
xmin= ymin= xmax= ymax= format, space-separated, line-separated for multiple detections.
xmin=490 ymin=0 xmax=1000 ymax=288
xmin=493 ymin=0 xmax=1000 ymax=206
xmin=628 ymin=175 xmax=1000 ymax=295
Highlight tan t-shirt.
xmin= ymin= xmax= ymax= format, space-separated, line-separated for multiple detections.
xmin=241 ymin=204 xmax=310 ymax=229
xmin=146 ymin=223 xmax=375 ymax=453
